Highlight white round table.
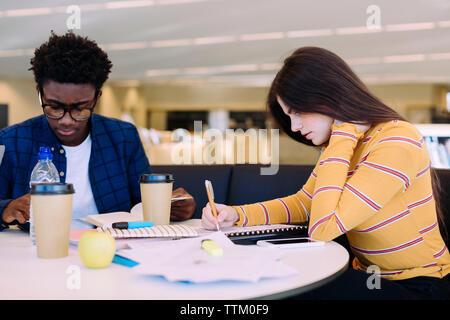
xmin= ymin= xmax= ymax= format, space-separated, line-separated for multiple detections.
xmin=0 ymin=225 xmax=349 ymax=300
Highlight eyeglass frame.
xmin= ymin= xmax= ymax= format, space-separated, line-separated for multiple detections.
xmin=38 ymin=88 xmax=99 ymax=122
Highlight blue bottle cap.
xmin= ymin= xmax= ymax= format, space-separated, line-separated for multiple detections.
xmin=38 ymin=147 xmax=53 ymax=160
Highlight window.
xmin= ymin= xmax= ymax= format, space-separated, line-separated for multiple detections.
xmin=167 ymin=111 xmax=208 ymax=131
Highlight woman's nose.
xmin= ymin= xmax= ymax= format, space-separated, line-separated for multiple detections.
xmin=291 ymin=117 xmax=302 ymax=132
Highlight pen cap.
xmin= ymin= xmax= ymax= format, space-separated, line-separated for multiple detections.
xmin=140 ymin=174 xmax=174 ymax=184
xmin=30 ymin=183 xmax=75 ymax=195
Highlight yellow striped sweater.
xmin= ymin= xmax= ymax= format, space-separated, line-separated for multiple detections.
xmin=233 ymin=120 xmax=450 ymax=280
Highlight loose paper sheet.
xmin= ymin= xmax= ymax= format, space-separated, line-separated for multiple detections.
xmin=117 ymin=232 xmax=298 ymax=283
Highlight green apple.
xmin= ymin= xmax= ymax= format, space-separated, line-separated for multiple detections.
xmin=78 ymin=231 xmax=116 ymax=269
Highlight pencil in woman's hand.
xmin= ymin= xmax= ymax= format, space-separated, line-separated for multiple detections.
xmin=205 ymin=180 xmax=220 ymax=231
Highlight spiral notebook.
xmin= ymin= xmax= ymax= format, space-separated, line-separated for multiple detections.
xmin=222 ymin=223 xmax=308 ymax=245
xmin=97 ymin=224 xmax=198 ymax=239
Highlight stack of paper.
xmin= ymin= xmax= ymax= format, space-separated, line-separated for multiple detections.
xmin=116 ymin=232 xmax=298 ymax=283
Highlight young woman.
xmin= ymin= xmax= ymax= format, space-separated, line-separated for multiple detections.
xmin=201 ymin=47 xmax=450 ymax=299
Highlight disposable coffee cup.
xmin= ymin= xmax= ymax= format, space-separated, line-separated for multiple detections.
xmin=140 ymin=174 xmax=174 ymax=225
xmin=30 ymin=183 xmax=75 ymax=258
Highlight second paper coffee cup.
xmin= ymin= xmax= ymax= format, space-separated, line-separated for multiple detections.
xmin=140 ymin=174 xmax=174 ymax=225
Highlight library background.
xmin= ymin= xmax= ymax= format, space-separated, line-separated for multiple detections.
xmin=0 ymin=1 xmax=449 ymax=168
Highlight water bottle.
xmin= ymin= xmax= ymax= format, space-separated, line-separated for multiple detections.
xmin=29 ymin=147 xmax=60 ymax=245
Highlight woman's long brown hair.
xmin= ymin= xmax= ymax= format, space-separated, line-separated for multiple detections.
xmin=268 ymin=46 xmax=446 ymax=239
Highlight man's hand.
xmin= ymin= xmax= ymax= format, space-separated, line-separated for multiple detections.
xmin=170 ymin=187 xmax=196 ymax=221
xmin=2 ymin=194 xmax=31 ymax=224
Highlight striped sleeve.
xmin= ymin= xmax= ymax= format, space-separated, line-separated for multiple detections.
xmin=232 ymin=167 xmax=317 ymax=227
xmin=309 ymin=123 xmax=423 ymax=241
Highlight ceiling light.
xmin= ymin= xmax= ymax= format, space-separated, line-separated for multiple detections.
xmin=151 ymin=39 xmax=193 ymax=47
xmin=336 ymin=26 xmax=382 ymax=35
xmin=346 ymin=57 xmax=381 ymax=65
xmin=385 ymin=22 xmax=435 ymax=32
xmin=101 ymin=41 xmax=148 ymax=50
xmin=259 ymin=63 xmax=281 ymax=71
xmin=193 ymin=36 xmax=237 ymax=45
xmin=156 ymin=0 xmax=209 ymax=4
xmin=239 ymin=32 xmax=285 ymax=41
xmin=0 ymin=48 xmax=34 ymax=57
xmin=286 ymin=29 xmax=334 ymax=38
xmin=219 ymin=64 xmax=259 ymax=72
xmin=105 ymin=1 xmax=154 ymax=9
xmin=428 ymin=52 xmax=450 ymax=60
xmin=438 ymin=21 xmax=450 ymax=28
xmin=146 ymin=69 xmax=181 ymax=77
xmin=3 ymin=7 xmax=53 ymax=17
xmin=383 ymin=54 xmax=426 ymax=63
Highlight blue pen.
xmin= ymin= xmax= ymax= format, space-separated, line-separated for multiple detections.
xmin=112 ymin=221 xmax=154 ymax=229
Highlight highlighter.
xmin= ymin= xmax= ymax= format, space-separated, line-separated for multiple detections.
xmin=112 ymin=221 xmax=154 ymax=229
xmin=201 ymin=239 xmax=223 ymax=256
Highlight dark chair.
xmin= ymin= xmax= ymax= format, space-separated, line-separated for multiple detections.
xmin=435 ymin=168 xmax=450 ymax=248
xmin=226 ymin=164 xmax=313 ymax=205
xmin=151 ymin=165 xmax=233 ymax=219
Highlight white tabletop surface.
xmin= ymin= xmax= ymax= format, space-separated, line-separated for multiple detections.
xmin=0 ymin=220 xmax=349 ymax=300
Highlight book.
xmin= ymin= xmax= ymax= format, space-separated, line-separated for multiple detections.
xmin=85 ymin=211 xmax=141 ymax=228
xmin=98 ymin=224 xmax=198 ymax=239
xmin=84 ymin=199 xmax=191 ymax=228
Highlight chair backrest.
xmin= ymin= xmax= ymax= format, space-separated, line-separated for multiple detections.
xmin=226 ymin=164 xmax=314 ymax=205
xmin=0 ymin=145 xmax=4 ymax=166
xmin=151 ymin=165 xmax=233 ymax=219
xmin=435 ymin=168 xmax=450 ymax=247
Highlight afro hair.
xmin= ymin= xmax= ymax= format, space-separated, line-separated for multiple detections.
xmin=29 ymin=31 xmax=113 ymax=91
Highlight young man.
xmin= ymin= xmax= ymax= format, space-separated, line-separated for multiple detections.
xmin=0 ymin=31 xmax=195 ymax=231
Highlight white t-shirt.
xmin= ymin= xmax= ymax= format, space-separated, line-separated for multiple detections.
xmin=62 ymin=134 xmax=99 ymax=230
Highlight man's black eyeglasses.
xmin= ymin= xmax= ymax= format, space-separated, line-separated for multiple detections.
xmin=39 ymin=89 xmax=98 ymax=122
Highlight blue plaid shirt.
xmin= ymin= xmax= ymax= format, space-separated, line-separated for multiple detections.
xmin=0 ymin=114 xmax=151 ymax=231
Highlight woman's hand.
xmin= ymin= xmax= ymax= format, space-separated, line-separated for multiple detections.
xmin=201 ymin=203 xmax=239 ymax=230
xmin=334 ymin=120 xmax=370 ymax=134
xmin=354 ymin=123 xmax=371 ymax=134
